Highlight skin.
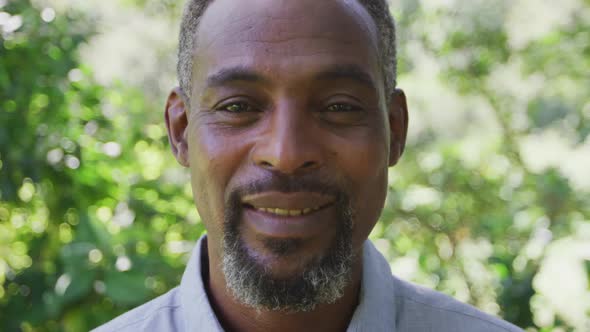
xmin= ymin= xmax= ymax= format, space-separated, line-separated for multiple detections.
xmin=165 ymin=0 xmax=409 ymax=331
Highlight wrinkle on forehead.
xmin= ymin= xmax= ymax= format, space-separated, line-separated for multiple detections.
xmin=194 ymin=0 xmax=379 ymax=55
xmin=189 ymin=0 xmax=385 ymax=102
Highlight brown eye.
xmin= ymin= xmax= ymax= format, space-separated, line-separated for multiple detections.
xmin=317 ymin=101 xmax=367 ymax=126
xmin=326 ymin=103 xmax=359 ymax=112
xmin=223 ymin=102 xmax=254 ymax=113
xmin=214 ymin=100 xmax=263 ymax=127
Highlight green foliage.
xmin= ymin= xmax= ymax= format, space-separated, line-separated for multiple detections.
xmin=1 ymin=0 xmax=588 ymax=331
xmin=1 ymin=1 xmax=202 ymax=330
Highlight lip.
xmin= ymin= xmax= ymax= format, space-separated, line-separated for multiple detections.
xmin=241 ymin=191 xmax=336 ymax=210
xmin=241 ymin=191 xmax=337 ymax=237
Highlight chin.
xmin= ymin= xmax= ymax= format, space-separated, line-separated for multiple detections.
xmin=221 ymin=232 xmax=354 ymax=312
xmin=243 ymin=235 xmax=332 ymax=277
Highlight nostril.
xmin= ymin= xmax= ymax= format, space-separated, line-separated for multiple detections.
xmin=301 ymin=161 xmax=316 ymax=169
xmin=259 ymin=160 xmax=273 ymax=168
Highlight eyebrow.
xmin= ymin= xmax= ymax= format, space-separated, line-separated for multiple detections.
xmin=313 ymin=64 xmax=377 ymax=90
xmin=205 ymin=64 xmax=377 ymax=90
xmin=206 ymin=66 xmax=270 ymax=87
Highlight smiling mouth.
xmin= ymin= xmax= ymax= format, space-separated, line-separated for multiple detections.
xmin=244 ymin=204 xmax=332 ymax=217
xmin=240 ymin=192 xmax=338 ymax=238
xmin=241 ymin=191 xmax=337 ymax=218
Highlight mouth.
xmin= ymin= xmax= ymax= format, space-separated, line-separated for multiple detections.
xmin=240 ymin=191 xmax=338 ymax=238
xmin=243 ymin=204 xmax=332 ymax=217
xmin=241 ymin=191 xmax=336 ymax=216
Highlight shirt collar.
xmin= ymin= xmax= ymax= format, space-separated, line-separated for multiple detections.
xmin=347 ymin=240 xmax=397 ymax=332
xmin=179 ymin=236 xmax=224 ymax=331
xmin=180 ymin=235 xmax=396 ymax=332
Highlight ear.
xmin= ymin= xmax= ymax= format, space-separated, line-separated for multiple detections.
xmin=387 ymin=88 xmax=409 ymax=167
xmin=165 ymin=87 xmax=190 ymax=167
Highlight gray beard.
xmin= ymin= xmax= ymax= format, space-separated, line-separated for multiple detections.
xmin=221 ymin=199 xmax=354 ymax=312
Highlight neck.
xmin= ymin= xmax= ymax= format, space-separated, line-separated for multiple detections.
xmin=203 ymin=245 xmax=363 ymax=332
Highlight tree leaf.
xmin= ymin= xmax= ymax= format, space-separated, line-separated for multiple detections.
xmin=104 ymin=270 xmax=151 ymax=306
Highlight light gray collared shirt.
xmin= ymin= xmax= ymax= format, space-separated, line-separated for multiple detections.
xmin=93 ymin=236 xmax=522 ymax=332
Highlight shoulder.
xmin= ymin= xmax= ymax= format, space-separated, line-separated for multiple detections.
xmin=392 ymin=275 xmax=523 ymax=332
xmin=91 ymin=287 xmax=183 ymax=332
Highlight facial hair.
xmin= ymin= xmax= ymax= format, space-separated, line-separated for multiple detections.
xmin=221 ymin=174 xmax=355 ymax=312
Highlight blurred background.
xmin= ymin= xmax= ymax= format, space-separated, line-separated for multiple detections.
xmin=0 ymin=0 xmax=588 ymax=330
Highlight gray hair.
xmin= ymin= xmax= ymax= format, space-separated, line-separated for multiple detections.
xmin=177 ymin=0 xmax=397 ymax=105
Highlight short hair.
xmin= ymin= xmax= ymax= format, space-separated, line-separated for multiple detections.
xmin=177 ymin=0 xmax=396 ymax=106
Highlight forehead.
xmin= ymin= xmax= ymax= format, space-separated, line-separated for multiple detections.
xmin=191 ymin=0 xmax=381 ymax=91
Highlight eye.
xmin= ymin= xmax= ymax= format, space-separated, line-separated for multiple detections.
xmin=220 ymin=101 xmax=256 ymax=113
xmin=212 ymin=99 xmax=263 ymax=127
xmin=326 ymin=103 xmax=360 ymax=112
xmin=317 ymin=100 xmax=367 ymax=126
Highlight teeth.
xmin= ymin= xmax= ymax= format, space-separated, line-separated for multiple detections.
xmin=256 ymin=206 xmax=323 ymax=216
xmin=274 ymin=208 xmax=290 ymax=216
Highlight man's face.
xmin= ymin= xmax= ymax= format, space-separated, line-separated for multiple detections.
xmin=167 ymin=0 xmax=407 ymax=310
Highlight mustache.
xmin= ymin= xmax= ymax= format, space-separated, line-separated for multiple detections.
xmin=229 ymin=172 xmax=347 ymax=200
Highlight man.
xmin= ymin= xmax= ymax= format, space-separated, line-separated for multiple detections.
xmin=94 ymin=0 xmax=522 ymax=331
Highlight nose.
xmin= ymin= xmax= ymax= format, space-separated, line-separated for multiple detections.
xmin=252 ymin=103 xmax=322 ymax=174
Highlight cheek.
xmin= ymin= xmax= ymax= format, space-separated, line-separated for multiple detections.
xmin=186 ymin=125 xmax=246 ymax=239
xmin=334 ymin=128 xmax=389 ymax=193
xmin=188 ymin=121 xmax=245 ymax=189
xmin=331 ymin=131 xmax=389 ymax=247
